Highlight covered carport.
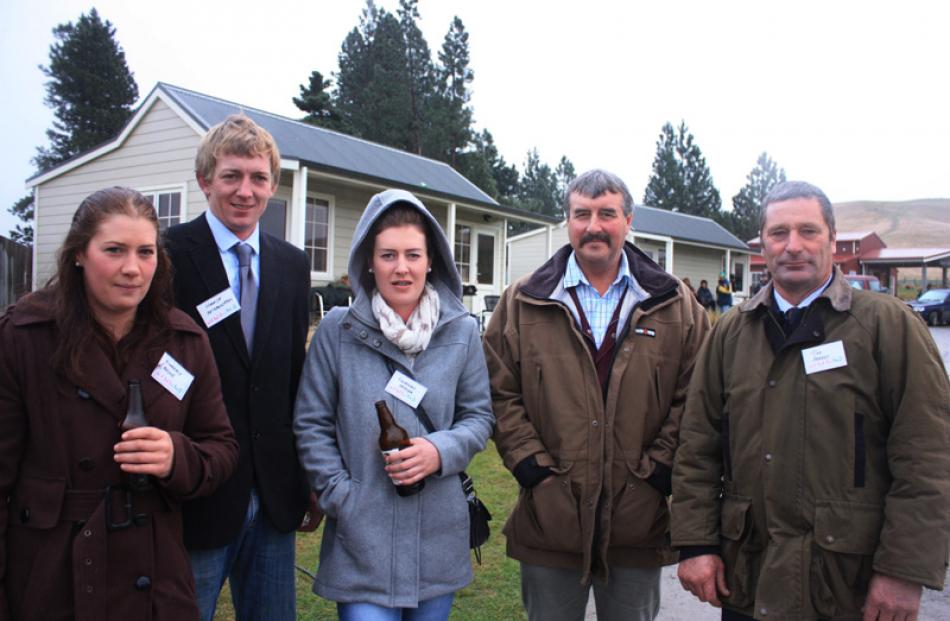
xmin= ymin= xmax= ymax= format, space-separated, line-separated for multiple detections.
xmin=859 ymin=247 xmax=950 ymax=295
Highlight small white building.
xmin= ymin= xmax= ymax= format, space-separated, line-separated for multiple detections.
xmin=25 ymin=82 xmax=557 ymax=313
xmin=507 ymin=206 xmax=753 ymax=296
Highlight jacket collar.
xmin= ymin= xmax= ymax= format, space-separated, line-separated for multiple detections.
xmin=519 ymin=242 xmax=681 ymax=311
xmin=9 ymin=290 xmax=201 ymax=421
xmin=739 ymin=266 xmax=853 ymax=315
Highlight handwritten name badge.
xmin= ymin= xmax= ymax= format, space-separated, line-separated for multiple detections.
xmin=384 ymin=370 xmax=428 ymax=409
xmin=151 ymin=352 xmax=195 ymax=400
xmin=196 ymin=288 xmax=241 ymax=329
xmin=802 ymin=340 xmax=848 ymax=375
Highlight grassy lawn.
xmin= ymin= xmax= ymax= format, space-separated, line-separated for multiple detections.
xmin=214 ymin=440 xmax=526 ymax=620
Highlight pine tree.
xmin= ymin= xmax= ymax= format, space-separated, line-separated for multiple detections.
xmin=555 ymin=156 xmax=576 ymax=213
xmin=643 ymin=121 xmax=721 ymax=220
xmin=518 ymin=149 xmax=561 ymax=218
xmin=729 ymin=152 xmax=787 ymax=241
xmin=431 ymin=16 xmax=474 ymax=167
xmin=334 ymin=2 xmax=412 ymax=149
xmin=398 ymin=0 xmax=435 ymax=155
xmin=293 ymin=71 xmax=342 ymax=130
xmin=7 ymin=194 xmax=34 ymax=245
xmin=33 ymin=8 xmax=138 ymax=171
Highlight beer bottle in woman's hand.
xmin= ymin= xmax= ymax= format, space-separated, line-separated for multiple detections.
xmin=375 ymin=400 xmax=424 ymax=497
xmin=121 ymin=380 xmax=153 ymax=493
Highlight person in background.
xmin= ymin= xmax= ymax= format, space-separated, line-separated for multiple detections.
xmin=682 ymin=277 xmax=697 ymax=298
xmin=165 ymin=114 xmax=311 ymax=621
xmin=716 ymin=273 xmax=733 ymax=314
xmin=673 ymin=180 xmax=950 ymax=620
xmin=294 ymin=189 xmax=494 ymax=620
xmin=484 ymin=169 xmax=708 ymax=621
xmin=696 ymin=279 xmax=716 ymax=313
xmin=750 ymin=272 xmax=770 ymax=296
xmin=0 ymin=187 xmax=238 ymax=620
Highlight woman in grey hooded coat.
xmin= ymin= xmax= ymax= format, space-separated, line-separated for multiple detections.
xmin=293 ymin=189 xmax=494 ymax=620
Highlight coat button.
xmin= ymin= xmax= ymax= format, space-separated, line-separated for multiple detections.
xmin=373 ymin=339 xmax=382 ymax=347
xmin=20 ymin=509 xmax=29 ymax=523
xmin=767 ymin=379 xmax=777 ymax=387
xmin=342 ymin=322 xmax=351 ymax=329
xmin=79 ymin=457 xmax=95 ymax=471
xmin=592 ymin=420 xmax=599 ymax=427
xmin=813 ymin=330 xmax=820 ymax=338
xmin=135 ymin=576 xmax=151 ymax=591
xmin=760 ymin=608 xmax=768 ymax=616
xmin=359 ymin=331 xmax=368 ymax=339
xmin=84 ymin=557 xmax=93 ymax=566
xmin=825 ymin=535 xmax=835 ymax=544
xmin=83 ymin=529 xmax=93 ymax=538
xmin=764 ymin=453 xmax=773 ymax=462
xmin=85 ymin=585 xmax=94 ymax=594
xmin=77 ymin=388 xmax=91 ymax=399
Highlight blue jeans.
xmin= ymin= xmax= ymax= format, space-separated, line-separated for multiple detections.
xmin=337 ymin=593 xmax=455 ymax=621
xmin=189 ymin=489 xmax=296 ymax=621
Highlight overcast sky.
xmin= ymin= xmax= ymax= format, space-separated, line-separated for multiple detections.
xmin=2 ymin=0 xmax=948 ymax=236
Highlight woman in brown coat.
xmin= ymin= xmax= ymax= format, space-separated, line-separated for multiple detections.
xmin=0 ymin=187 xmax=239 ymax=621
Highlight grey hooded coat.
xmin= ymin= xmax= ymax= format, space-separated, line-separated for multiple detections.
xmin=293 ymin=189 xmax=494 ymax=608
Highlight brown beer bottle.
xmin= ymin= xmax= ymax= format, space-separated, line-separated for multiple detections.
xmin=375 ymin=400 xmax=424 ymax=497
xmin=121 ymin=380 xmax=153 ymax=493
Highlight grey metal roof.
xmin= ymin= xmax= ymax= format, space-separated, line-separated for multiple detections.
xmin=633 ymin=205 xmax=750 ymax=251
xmin=158 ymin=82 xmax=501 ymax=208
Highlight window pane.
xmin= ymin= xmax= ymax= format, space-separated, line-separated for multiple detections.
xmin=170 ymin=193 xmax=180 ymax=217
xmin=477 ymin=234 xmax=495 ymax=285
xmin=309 ymin=248 xmax=327 ymax=272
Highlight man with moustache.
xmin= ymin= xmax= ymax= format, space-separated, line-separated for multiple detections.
xmin=672 ymin=181 xmax=950 ymax=620
xmin=484 ymin=169 xmax=708 ymax=621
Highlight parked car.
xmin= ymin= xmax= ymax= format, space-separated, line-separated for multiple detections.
xmin=844 ymin=274 xmax=884 ymax=292
xmin=908 ymin=288 xmax=950 ymax=326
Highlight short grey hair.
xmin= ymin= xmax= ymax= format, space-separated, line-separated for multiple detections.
xmin=760 ymin=180 xmax=835 ymax=235
xmin=564 ymin=169 xmax=634 ymax=218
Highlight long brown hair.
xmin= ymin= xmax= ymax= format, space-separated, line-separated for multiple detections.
xmin=50 ymin=186 xmax=173 ymax=379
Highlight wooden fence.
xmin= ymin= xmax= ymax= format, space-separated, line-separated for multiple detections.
xmin=0 ymin=236 xmax=32 ymax=311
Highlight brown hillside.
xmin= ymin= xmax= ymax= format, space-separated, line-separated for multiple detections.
xmin=834 ymin=199 xmax=950 ymax=248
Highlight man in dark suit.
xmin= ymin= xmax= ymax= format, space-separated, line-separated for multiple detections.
xmin=166 ymin=114 xmax=310 ymax=621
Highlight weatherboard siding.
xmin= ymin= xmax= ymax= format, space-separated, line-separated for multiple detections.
xmin=34 ymin=100 xmax=202 ymax=285
xmin=672 ymin=244 xmax=724 ymax=287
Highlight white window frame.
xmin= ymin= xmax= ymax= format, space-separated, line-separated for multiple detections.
xmin=455 ymin=220 xmax=501 ymax=291
xmin=304 ymin=191 xmax=334 ymax=280
xmin=139 ymin=184 xmax=187 ymax=231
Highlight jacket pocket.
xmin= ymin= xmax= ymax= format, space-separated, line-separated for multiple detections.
xmin=608 ymin=461 xmax=667 ymax=547
xmin=510 ymin=462 xmax=582 ymax=553
xmin=809 ymin=500 xmax=881 ymax=619
xmin=9 ymin=474 xmax=66 ymax=529
xmin=719 ymin=494 xmax=760 ymax=611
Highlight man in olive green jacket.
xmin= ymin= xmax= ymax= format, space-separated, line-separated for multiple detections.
xmin=485 ymin=169 xmax=708 ymax=621
xmin=672 ymin=181 xmax=950 ymax=621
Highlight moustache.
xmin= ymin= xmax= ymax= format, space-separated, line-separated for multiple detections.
xmin=580 ymin=232 xmax=612 ymax=246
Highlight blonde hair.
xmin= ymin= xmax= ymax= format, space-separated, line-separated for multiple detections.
xmin=195 ymin=114 xmax=281 ymax=184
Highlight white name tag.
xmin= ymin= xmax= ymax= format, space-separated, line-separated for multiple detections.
xmin=384 ymin=370 xmax=428 ymax=409
xmin=196 ymin=288 xmax=240 ymax=329
xmin=151 ymin=352 xmax=195 ymax=400
xmin=802 ymin=340 xmax=848 ymax=375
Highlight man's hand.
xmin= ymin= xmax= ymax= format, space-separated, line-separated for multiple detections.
xmin=114 ymin=426 xmax=175 ymax=479
xmin=678 ymin=554 xmax=731 ymax=608
xmin=862 ymin=573 xmax=922 ymax=621
xmin=384 ymin=437 xmax=441 ymax=485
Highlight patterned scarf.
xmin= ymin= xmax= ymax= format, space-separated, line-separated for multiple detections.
xmin=371 ymin=283 xmax=441 ymax=356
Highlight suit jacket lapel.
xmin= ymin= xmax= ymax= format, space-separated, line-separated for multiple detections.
xmin=251 ymin=233 xmax=280 ymax=367
xmin=188 ymin=215 xmax=251 ymax=368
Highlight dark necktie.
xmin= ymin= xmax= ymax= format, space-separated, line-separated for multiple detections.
xmin=784 ymin=307 xmax=804 ymax=335
xmin=234 ymin=243 xmax=257 ymax=355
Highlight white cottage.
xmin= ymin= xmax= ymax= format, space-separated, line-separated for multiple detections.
xmin=26 ymin=82 xmax=557 ymax=314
